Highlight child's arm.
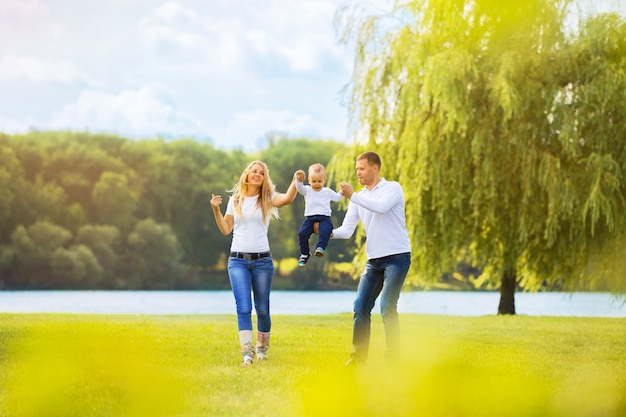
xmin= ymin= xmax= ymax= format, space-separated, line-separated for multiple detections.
xmin=327 ymin=187 xmax=343 ymax=202
xmin=295 ymin=170 xmax=307 ymax=195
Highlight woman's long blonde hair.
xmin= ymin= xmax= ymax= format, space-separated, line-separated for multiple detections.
xmin=228 ymin=160 xmax=280 ymax=224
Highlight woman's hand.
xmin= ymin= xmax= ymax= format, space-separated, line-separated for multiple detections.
xmin=211 ymin=194 xmax=222 ymax=209
xmin=211 ymin=193 xmax=233 ymax=235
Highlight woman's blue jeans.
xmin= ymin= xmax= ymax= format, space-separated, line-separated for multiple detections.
xmin=351 ymin=252 xmax=411 ymax=362
xmin=227 ymin=257 xmax=274 ymax=332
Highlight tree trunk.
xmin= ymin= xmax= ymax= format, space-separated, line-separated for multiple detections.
xmin=498 ymin=268 xmax=516 ymax=315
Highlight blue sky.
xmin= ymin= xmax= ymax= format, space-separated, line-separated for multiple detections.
xmin=0 ymin=0 xmax=395 ymax=152
xmin=1 ymin=0 xmax=623 ymax=152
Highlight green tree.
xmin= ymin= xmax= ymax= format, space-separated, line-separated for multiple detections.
xmin=92 ymin=171 xmax=138 ymax=232
xmin=120 ymin=139 xmax=237 ymax=271
xmin=20 ymin=178 xmax=86 ymax=232
xmin=126 ymin=218 xmax=186 ymax=289
xmin=75 ymin=224 xmax=122 ymax=286
xmin=0 ymin=133 xmax=86 ymax=235
xmin=42 ymin=134 xmax=132 ymax=221
xmin=50 ymin=245 xmax=104 ymax=288
xmin=338 ymin=0 xmax=626 ymax=313
xmin=10 ymin=221 xmax=73 ymax=288
xmin=0 ymin=145 xmax=27 ymax=242
xmin=0 ymin=148 xmax=19 ymax=230
xmin=0 ymin=244 xmax=13 ymax=287
xmin=8 ymin=134 xmax=45 ymax=182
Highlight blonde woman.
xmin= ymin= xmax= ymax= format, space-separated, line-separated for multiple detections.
xmin=211 ymin=160 xmax=299 ymax=366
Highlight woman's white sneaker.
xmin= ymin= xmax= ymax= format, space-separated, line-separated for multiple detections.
xmin=241 ymin=355 xmax=254 ymax=367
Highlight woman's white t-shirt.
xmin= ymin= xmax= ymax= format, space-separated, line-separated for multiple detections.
xmin=226 ymin=195 xmax=272 ymax=253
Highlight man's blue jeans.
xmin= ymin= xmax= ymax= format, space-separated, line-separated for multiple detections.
xmin=351 ymin=252 xmax=411 ymax=362
xmin=228 ymin=257 xmax=274 ymax=332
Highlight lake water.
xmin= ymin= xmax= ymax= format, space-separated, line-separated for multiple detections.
xmin=0 ymin=290 xmax=624 ymax=317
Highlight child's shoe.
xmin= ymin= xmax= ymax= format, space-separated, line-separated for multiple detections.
xmin=298 ymin=254 xmax=310 ymax=267
xmin=315 ymin=247 xmax=325 ymax=257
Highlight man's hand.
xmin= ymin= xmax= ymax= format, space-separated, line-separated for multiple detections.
xmin=339 ymin=182 xmax=354 ymax=199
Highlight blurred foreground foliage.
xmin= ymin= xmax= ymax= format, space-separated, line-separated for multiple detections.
xmin=0 ymin=313 xmax=624 ymax=417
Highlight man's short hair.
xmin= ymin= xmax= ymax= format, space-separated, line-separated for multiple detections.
xmin=357 ymin=151 xmax=381 ymax=169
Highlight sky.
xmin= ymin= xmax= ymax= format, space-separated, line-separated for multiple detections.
xmin=0 ymin=0 xmax=394 ymax=152
xmin=1 ymin=0 xmax=623 ymax=153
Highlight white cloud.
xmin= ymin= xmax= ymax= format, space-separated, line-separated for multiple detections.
xmin=0 ymin=0 xmax=372 ymax=151
xmin=240 ymin=0 xmax=345 ymax=73
xmin=0 ymin=55 xmax=91 ymax=85
xmin=150 ymin=1 xmax=200 ymax=22
xmin=136 ymin=0 xmax=348 ymax=74
xmin=48 ymin=85 xmax=208 ymax=139
xmin=0 ymin=115 xmax=38 ymax=134
xmin=137 ymin=2 xmax=207 ymax=50
xmin=0 ymin=0 xmax=47 ymax=17
xmin=215 ymin=108 xmax=345 ymax=150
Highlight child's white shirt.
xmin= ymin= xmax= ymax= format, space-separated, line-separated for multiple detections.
xmin=296 ymin=181 xmax=343 ymax=216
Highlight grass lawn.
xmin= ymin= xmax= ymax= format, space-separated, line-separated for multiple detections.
xmin=0 ymin=313 xmax=624 ymax=417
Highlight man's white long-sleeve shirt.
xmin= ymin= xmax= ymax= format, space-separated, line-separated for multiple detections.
xmin=332 ymin=178 xmax=411 ymax=259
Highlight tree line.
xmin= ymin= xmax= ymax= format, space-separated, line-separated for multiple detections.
xmin=0 ymin=131 xmax=355 ymax=290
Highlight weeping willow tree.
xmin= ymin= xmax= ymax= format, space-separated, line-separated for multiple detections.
xmin=331 ymin=0 xmax=626 ymax=314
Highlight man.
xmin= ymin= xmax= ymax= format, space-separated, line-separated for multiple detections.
xmin=332 ymin=151 xmax=411 ymax=366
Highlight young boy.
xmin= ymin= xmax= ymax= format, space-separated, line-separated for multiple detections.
xmin=295 ymin=163 xmax=343 ymax=266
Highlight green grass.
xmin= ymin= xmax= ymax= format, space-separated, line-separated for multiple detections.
xmin=0 ymin=313 xmax=624 ymax=417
